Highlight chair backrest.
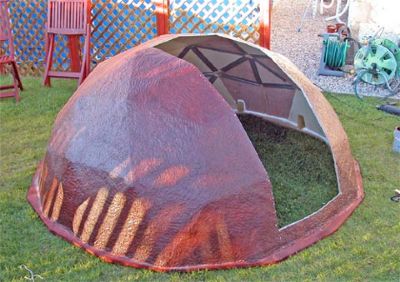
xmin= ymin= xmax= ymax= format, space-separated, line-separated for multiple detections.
xmin=0 ymin=0 xmax=15 ymax=58
xmin=47 ymin=0 xmax=90 ymax=35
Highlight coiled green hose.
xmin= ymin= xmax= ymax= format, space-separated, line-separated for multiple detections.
xmin=323 ymin=39 xmax=349 ymax=68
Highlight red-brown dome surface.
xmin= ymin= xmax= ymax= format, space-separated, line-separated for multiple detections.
xmin=28 ymin=34 xmax=364 ymax=272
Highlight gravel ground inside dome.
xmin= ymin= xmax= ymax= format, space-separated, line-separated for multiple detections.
xmin=271 ymin=0 xmax=400 ymax=99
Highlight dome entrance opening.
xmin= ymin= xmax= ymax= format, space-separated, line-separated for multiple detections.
xmin=237 ymin=114 xmax=339 ymax=227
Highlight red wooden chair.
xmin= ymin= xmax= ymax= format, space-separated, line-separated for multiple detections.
xmin=43 ymin=0 xmax=91 ymax=86
xmin=0 ymin=0 xmax=23 ymax=102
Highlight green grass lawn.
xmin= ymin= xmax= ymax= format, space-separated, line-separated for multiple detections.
xmin=1 ymin=77 xmax=399 ymax=281
xmin=239 ymin=115 xmax=338 ymax=227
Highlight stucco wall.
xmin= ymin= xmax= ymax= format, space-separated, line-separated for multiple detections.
xmin=348 ymin=0 xmax=400 ymax=43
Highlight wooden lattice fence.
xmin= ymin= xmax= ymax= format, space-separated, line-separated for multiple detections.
xmin=5 ymin=0 xmax=271 ymax=76
xmin=169 ymin=0 xmax=261 ymax=43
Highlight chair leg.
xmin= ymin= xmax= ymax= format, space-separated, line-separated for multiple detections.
xmin=43 ymin=33 xmax=49 ymax=85
xmin=10 ymin=62 xmax=20 ymax=102
xmin=43 ymin=34 xmax=55 ymax=87
xmin=13 ymin=80 xmax=20 ymax=102
xmin=0 ymin=63 xmax=18 ymax=102
xmin=11 ymin=61 xmax=23 ymax=91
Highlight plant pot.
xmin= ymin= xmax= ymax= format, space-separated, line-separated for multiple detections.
xmin=327 ymin=24 xmax=337 ymax=33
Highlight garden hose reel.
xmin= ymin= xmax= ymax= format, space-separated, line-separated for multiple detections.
xmin=318 ymin=33 xmax=352 ymax=77
xmin=353 ymin=37 xmax=400 ymax=98
xmin=324 ymin=37 xmax=349 ymax=68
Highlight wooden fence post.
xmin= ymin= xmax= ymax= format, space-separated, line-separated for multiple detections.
xmin=155 ymin=0 xmax=170 ymax=35
xmin=259 ymin=0 xmax=272 ymax=49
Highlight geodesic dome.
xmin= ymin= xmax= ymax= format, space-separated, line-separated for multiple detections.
xmin=28 ymin=34 xmax=363 ymax=272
